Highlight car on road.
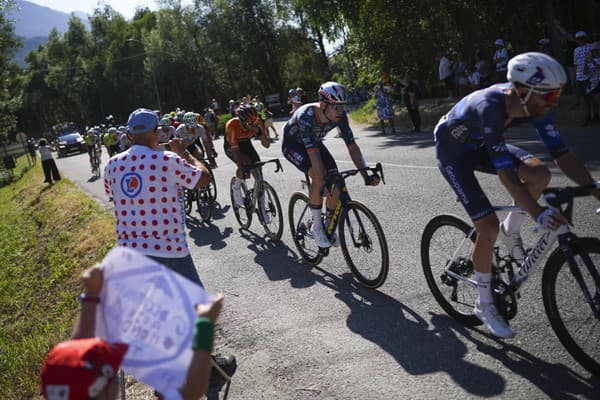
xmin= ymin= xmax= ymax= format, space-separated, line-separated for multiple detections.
xmin=56 ymin=132 xmax=87 ymax=158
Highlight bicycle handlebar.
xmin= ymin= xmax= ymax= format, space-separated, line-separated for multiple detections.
xmin=242 ymin=158 xmax=283 ymax=174
xmin=335 ymin=162 xmax=386 ymax=184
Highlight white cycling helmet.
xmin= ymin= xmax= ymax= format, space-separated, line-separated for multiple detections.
xmin=183 ymin=112 xmax=197 ymax=127
xmin=318 ymin=81 xmax=348 ymax=104
xmin=507 ymin=52 xmax=566 ymax=91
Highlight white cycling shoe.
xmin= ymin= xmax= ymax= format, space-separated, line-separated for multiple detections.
xmin=499 ymin=224 xmax=526 ymax=263
xmin=474 ymin=301 xmax=515 ymax=339
xmin=311 ymin=227 xmax=332 ymax=248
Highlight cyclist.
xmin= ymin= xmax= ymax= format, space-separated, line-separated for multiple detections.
xmin=85 ymin=128 xmax=101 ymax=170
xmin=434 ymin=52 xmax=600 ymax=338
xmin=157 ymin=116 xmax=175 ymax=151
xmin=282 ymin=81 xmax=381 ymax=248
xmin=175 ymin=111 xmax=217 ymax=167
xmin=117 ymin=125 xmax=130 ymax=152
xmin=224 ymin=105 xmax=271 ymax=218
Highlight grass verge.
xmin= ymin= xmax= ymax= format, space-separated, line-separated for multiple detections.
xmin=0 ymin=155 xmax=115 ymax=398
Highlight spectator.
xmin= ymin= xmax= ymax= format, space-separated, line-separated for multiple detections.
xmin=453 ymin=51 xmax=469 ymax=97
xmin=538 ymin=37 xmax=551 ymax=55
xmin=204 ymin=108 xmax=217 ymax=139
xmin=438 ymin=51 xmax=454 ymax=99
xmin=289 ymin=89 xmax=302 ymax=115
xmin=38 ymin=138 xmax=61 ymax=184
xmin=493 ymin=38 xmax=509 ymax=83
xmin=40 ymin=264 xmax=226 ymax=400
xmin=398 ymin=74 xmax=421 ymax=133
xmin=574 ymin=31 xmax=593 ymax=125
xmin=466 ymin=65 xmax=481 ymax=91
xmin=359 ymin=84 xmax=367 ymax=101
xmin=584 ymin=41 xmax=600 ymax=123
xmin=27 ymin=138 xmax=36 ymax=164
xmin=374 ymin=82 xmax=396 ymax=134
xmin=474 ymin=51 xmax=490 ymax=87
xmin=211 ymin=98 xmax=219 ymax=113
xmin=297 ymin=87 xmax=308 ymax=105
xmin=228 ymin=99 xmax=236 ymax=117
xmin=104 ymin=108 xmax=212 ymax=286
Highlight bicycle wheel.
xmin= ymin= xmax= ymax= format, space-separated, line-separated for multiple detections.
xmin=196 ymin=186 xmax=213 ymax=223
xmin=230 ymin=177 xmax=251 ymax=229
xmin=288 ymin=191 xmax=323 ymax=265
xmin=338 ymin=200 xmax=389 ymax=288
xmin=209 ymin=170 xmax=217 ymax=202
xmin=542 ymin=237 xmax=600 ymax=377
xmin=184 ymin=189 xmax=194 ymax=215
xmin=258 ymin=181 xmax=283 ymax=241
xmin=421 ymin=214 xmax=481 ymax=326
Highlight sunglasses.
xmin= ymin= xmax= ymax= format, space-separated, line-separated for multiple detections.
xmin=532 ymin=88 xmax=562 ymax=103
xmin=330 ymin=103 xmax=347 ymax=112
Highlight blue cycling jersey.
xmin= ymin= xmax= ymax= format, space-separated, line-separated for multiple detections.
xmin=283 ymin=103 xmax=355 ymax=149
xmin=434 ymin=83 xmax=569 ymax=171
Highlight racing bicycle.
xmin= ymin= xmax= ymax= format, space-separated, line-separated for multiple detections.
xmin=421 ymin=182 xmax=600 ymax=376
xmin=230 ymin=159 xmax=284 ymax=241
xmin=289 ymin=163 xmax=389 ymax=289
xmin=184 ymin=158 xmax=217 ymax=223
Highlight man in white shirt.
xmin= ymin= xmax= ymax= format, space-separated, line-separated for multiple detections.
xmin=438 ymin=51 xmax=454 ymax=99
xmin=104 ymin=108 xmax=211 ymax=286
xmin=493 ymin=38 xmax=509 ymax=83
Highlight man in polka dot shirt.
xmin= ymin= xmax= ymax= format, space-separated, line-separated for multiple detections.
xmin=104 ymin=108 xmax=212 ymax=286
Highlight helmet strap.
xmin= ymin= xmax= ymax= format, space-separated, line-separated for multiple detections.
xmin=518 ymin=86 xmax=533 ymax=117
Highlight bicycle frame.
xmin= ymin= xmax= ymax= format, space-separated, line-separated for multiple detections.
xmin=241 ymin=159 xmax=282 ymax=217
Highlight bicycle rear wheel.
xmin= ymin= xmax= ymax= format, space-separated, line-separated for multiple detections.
xmin=542 ymin=237 xmax=600 ymax=377
xmin=258 ymin=181 xmax=283 ymax=241
xmin=184 ymin=189 xmax=194 ymax=215
xmin=230 ymin=178 xmax=251 ymax=229
xmin=339 ymin=200 xmax=389 ymax=288
xmin=288 ymin=191 xmax=323 ymax=265
xmin=196 ymin=186 xmax=213 ymax=223
xmin=421 ymin=214 xmax=481 ymax=326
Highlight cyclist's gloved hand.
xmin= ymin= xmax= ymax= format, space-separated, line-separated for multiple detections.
xmin=536 ymin=207 xmax=563 ymax=230
xmin=365 ymin=173 xmax=380 ymax=186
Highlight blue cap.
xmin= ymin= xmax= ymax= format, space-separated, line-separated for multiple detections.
xmin=127 ymin=108 xmax=159 ymax=134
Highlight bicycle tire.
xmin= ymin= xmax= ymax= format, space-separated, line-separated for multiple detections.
xmin=258 ymin=181 xmax=284 ymax=241
xmin=196 ymin=186 xmax=213 ymax=223
xmin=542 ymin=237 xmax=600 ymax=377
xmin=184 ymin=189 xmax=194 ymax=215
xmin=421 ymin=214 xmax=481 ymax=326
xmin=338 ymin=200 xmax=389 ymax=288
xmin=231 ymin=177 xmax=251 ymax=229
xmin=210 ymin=170 xmax=217 ymax=202
xmin=288 ymin=191 xmax=323 ymax=265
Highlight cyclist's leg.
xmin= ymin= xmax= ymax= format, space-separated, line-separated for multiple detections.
xmin=439 ymin=155 xmax=514 ymax=337
xmin=317 ymin=142 xmax=341 ymax=219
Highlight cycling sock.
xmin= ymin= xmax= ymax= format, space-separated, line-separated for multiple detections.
xmin=475 ymin=271 xmax=493 ymax=304
xmin=311 ymin=205 xmax=323 ymax=231
xmin=502 ymin=210 xmax=527 ymax=235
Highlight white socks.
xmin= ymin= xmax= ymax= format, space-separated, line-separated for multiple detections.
xmin=233 ymin=176 xmax=242 ymax=190
xmin=503 ymin=210 xmax=527 ymax=235
xmin=311 ymin=206 xmax=323 ymax=231
xmin=475 ymin=271 xmax=493 ymax=305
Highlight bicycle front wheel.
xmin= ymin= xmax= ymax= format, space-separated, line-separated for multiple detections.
xmin=230 ymin=178 xmax=251 ymax=229
xmin=421 ymin=214 xmax=481 ymax=326
xmin=339 ymin=200 xmax=389 ymax=288
xmin=259 ymin=182 xmax=283 ymax=241
xmin=542 ymin=237 xmax=600 ymax=377
xmin=196 ymin=186 xmax=213 ymax=223
xmin=288 ymin=191 xmax=323 ymax=265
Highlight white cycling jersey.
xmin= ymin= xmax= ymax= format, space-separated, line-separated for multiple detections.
xmin=175 ymin=124 xmax=208 ymax=145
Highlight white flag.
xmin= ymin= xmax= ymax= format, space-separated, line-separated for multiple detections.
xmin=95 ymin=247 xmax=212 ymax=394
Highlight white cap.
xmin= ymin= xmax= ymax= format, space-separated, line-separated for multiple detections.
xmin=575 ymin=31 xmax=587 ymax=38
xmin=494 ymin=38 xmax=504 ymax=46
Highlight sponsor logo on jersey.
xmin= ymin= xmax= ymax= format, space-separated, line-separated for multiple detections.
xmin=121 ymin=173 xmax=143 ymax=198
xmin=449 ymin=125 xmax=468 ymax=142
xmin=492 ymin=143 xmax=508 ymax=153
xmin=526 ymin=66 xmax=546 ymax=86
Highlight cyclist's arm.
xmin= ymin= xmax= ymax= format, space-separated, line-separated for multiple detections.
xmin=255 ymin=120 xmax=270 ymax=148
xmin=555 ymin=152 xmax=600 ymax=201
xmin=170 ymin=138 xmax=211 ymax=189
xmin=347 ymin=141 xmax=379 ymax=185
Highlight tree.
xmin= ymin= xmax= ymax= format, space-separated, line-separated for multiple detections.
xmin=0 ymin=0 xmax=22 ymax=141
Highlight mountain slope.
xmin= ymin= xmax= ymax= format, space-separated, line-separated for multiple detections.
xmin=13 ymin=0 xmax=89 ymax=38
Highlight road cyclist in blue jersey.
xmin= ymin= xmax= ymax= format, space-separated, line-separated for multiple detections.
xmin=282 ymin=81 xmax=381 ymax=248
xmin=434 ymin=52 xmax=600 ymax=338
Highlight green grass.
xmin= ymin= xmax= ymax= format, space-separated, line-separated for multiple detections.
xmin=0 ymin=156 xmax=116 ymax=399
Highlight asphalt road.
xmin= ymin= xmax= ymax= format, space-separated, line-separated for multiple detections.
xmin=56 ymin=117 xmax=600 ymax=399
